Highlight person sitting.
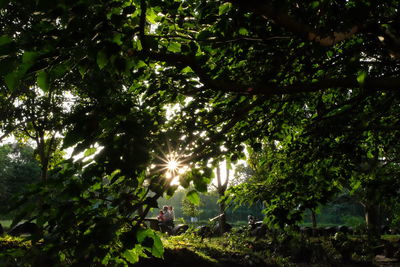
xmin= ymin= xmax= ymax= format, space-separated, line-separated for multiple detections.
xmin=162 ymin=206 xmax=174 ymax=228
xmin=168 ymin=206 xmax=175 ymax=221
xmin=248 ymin=215 xmax=256 ymax=229
xmin=157 ymin=210 xmax=165 ymax=222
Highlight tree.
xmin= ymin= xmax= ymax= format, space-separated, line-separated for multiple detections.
xmin=230 ymin=163 xmax=255 ymax=187
xmin=1 ymin=0 xmax=400 ymax=264
xmin=211 ymin=162 xmax=230 ymax=234
xmin=11 ymin=86 xmax=67 ymax=181
xmin=181 ymin=197 xmax=202 ymax=221
xmin=0 ymin=144 xmax=12 ymax=207
xmin=0 ymin=143 xmax=41 ymax=214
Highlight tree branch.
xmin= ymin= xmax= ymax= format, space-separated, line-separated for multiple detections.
xmin=141 ymin=50 xmax=400 ymax=95
xmin=0 ymin=118 xmax=36 ymax=142
xmin=233 ymin=0 xmax=359 ymax=46
xmin=148 ymin=34 xmax=289 ymax=44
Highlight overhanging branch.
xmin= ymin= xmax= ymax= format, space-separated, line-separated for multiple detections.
xmin=232 ymin=0 xmax=359 ymax=46
xmin=140 ymin=50 xmax=400 ymax=95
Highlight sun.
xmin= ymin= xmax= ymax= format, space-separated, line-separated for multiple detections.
xmin=163 ymin=152 xmax=183 ymax=179
xmin=167 ymin=158 xmax=179 ymax=172
xmin=153 ymin=150 xmax=189 ymax=185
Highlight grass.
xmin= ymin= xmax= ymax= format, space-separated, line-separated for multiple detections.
xmin=382 ymin=235 xmax=400 ymax=242
xmin=1 ymin=224 xmax=399 ymax=266
xmin=159 ymin=229 xmax=275 ymax=267
xmin=299 ymin=222 xmax=343 ymax=227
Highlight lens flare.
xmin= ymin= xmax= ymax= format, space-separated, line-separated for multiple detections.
xmin=167 ymin=159 xmax=179 ymax=172
xmin=152 ymin=148 xmax=189 ymax=185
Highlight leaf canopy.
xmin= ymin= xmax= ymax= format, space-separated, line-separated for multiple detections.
xmin=1 ymin=0 xmax=400 ymax=264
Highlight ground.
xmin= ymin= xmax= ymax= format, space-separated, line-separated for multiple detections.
xmin=1 ymin=225 xmax=400 ymax=266
xmin=133 ymin=229 xmax=400 ymax=267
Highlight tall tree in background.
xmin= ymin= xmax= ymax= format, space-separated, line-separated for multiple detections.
xmin=0 ymin=143 xmax=41 ymax=213
xmin=181 ymin=197 xmax=202 ymax=222
xmin=12 ymin=86 xmax=67 ymax=181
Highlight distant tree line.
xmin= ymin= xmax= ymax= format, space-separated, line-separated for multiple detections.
xmin=0 ymin=143 xmax=40 ymax=216
xmin=152 ymin=187 xmax=366 ymax=227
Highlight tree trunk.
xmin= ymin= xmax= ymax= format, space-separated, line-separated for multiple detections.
xmin=311 ymin=209 xmax=317 ymax=236
xmin=215 ymin=164 xmax=229 ymax=235
xmin=311 ymin=209 xmax=317 ymax=228
xmin=364 ymin=202 xmax=380 ymax=237
xmin=218 ymin=201 xmax=227 ymax=235
xmin=37 ymin=133 xmax=50 ymax=182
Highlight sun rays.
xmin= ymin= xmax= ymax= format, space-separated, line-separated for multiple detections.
xmin=152 ymin=146 xmax=189 ymax=185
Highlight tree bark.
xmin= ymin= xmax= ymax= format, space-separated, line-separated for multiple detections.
xmin=219 ymin=201 xmax=227 ymax=235
xmin=36 ymin=132 xmax=51 ymax=182
xmin=311 ymin=209 xmax=317 ymax=228
xmin=364 ymin=202 xmax=381 ymax=237
xmin=311 ymin=209 xmax=317 ymax=236
xmin=216 ymin=164 xmax=229 ymax=235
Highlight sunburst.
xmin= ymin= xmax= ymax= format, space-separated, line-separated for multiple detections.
xmin=163 ymin=152 xmax=182 ymax=178
xmin=153 ymin=147 xmax=189 ymax=185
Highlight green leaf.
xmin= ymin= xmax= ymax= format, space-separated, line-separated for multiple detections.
xmin=151 ymin=234 xmax=164 ymax=258
xmin=186 ymin=190 xmax=200 ymax=205
xmin=4 ymin=72 xmax=19 ymax=91
xmin=122 ymin=248 xmax=139 ymax=264
xmin=310 ymin=1 xmax=320 ymax=8
xmin=78 ymin=64 xmax=87 ymax=78
xmin=181 ymin=66 xmax=193 ymax=74
xmin=352 ymin=180 xmax=361 ymax=191
xmin=0 ymin=35 xmax=12 ymax=46
xmin=238 ymin=27 xmax=248 ymax=36
xmin=357 ymin=71 xmax=367 ymax=85
xmin=112 ymin=33 xmax=123 ymax=45
xmin=167 ymin=42 xmax=181 ymax=53
xmin=179 ymin=173 xmax=191 ymax=188
xmin=134 ymin=39 xmax=143 ymax=51
xmin=22 ymin=51 xmax=39 ymax=64
xmin=6 ymin=51 xmax=39 ymax=85
xmin=84 ymin=147 xmax=97 ymax=157
xmin=193 ymin=176 xmax=209 ymax=192
xmin=136 ymin=228 xmax=153 ymax=243
xmin=97 ymin=50 xmax=108 ymax=70
xmin=37 ymin=70 xmax=50 ymax=92
xmin=218 ymin=2 xmax=232 ymax=15
xmin=51 ymin=63 xmax=68 ymax=78
xmin=91 ymin=182 xmax=102 ymax=191
xmin=146 ymin=8 xmax=158 ymax=24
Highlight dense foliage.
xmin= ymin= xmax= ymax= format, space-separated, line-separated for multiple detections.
xmin=1 ymin=0 xmax=400 ymax=264
xmin=0 ymin=143 xmax=40 ymax=214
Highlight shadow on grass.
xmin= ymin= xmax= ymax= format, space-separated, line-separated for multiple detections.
xmin=132 ymin=247 xmax=256 ymax=267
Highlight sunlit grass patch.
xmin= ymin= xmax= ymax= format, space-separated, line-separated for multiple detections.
xmin=382 ymin=235 xmax=400 ymax=242
xmin=0 ymin=235 xmax=31 ymax=250
xmin=162 ymin=231 xmax=263 ymax=266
